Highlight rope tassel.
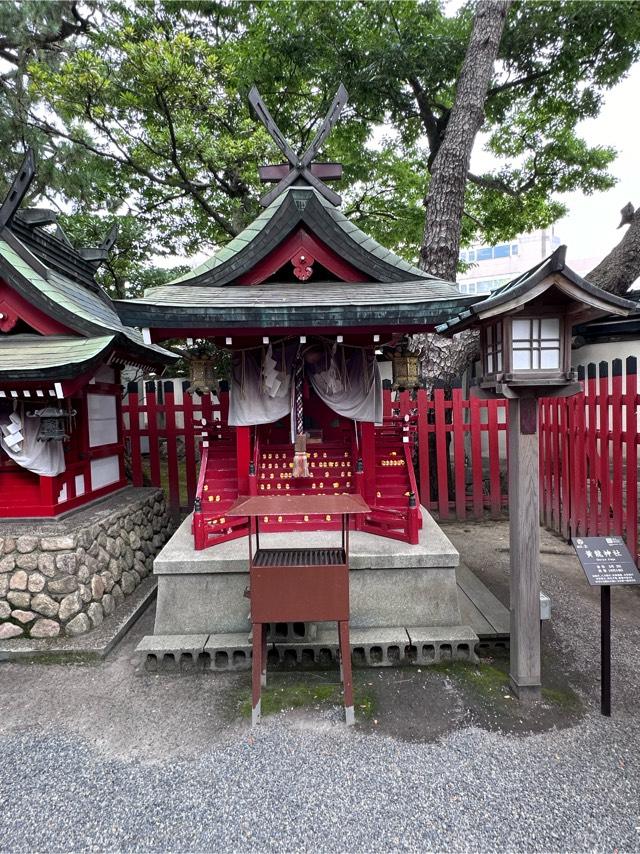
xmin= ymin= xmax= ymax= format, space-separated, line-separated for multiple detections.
xmin=292 ymin=433 xmax=310 ymax=478
xmin=292 ymin=352 xmax=309 ymax=478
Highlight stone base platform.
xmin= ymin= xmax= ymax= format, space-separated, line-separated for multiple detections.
xmin=138 ymin=507 xmax=501 ymax=669
xmin=152 ymin=508 xmax=468 ymax=633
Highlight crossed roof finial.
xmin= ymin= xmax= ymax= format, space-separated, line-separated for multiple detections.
xmin=249 ymin=84 xmax=349 ymax=207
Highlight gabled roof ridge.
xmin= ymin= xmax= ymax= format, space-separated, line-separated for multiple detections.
xmin=0 ymin=233 xmax=175 ymax=364
xmin=168 ymin=185 xmax=432 ymax=288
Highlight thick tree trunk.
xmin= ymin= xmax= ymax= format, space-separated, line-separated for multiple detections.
xmin=420 ymin=0 xmax=511 ymax=282
xmin=586 ymin=203 xmax=640 ymax=295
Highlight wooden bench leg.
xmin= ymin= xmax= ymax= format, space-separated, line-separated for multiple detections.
xmin=261 ymin=623 xmax=268 ymax=688
xmin=252 ymin=621 xmax=262 ymax=726
xmin=338 ymin=620 xmax=354 ymax=726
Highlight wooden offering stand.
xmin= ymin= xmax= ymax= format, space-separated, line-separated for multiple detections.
xmin=227 ymin=493 xmax=370 ymax=726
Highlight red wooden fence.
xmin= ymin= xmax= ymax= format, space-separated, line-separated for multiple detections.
xmin=122 ymin=379 xmax=509 ymax=519
xmin=539 ymin=357 xmax=639 ymax=563
xmin=121 ymin=358 xmax=640 ymax=563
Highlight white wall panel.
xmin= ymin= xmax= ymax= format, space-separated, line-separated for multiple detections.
xmin=90 ymin=455 xmax=120 ymax=490
xmin=88 ymin=393 xmax=118 ymax=447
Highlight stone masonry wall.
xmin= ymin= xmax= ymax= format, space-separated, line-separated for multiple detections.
xmin=0 ymin=487 xmax=172 ymax=640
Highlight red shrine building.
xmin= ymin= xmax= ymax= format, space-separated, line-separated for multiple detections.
xmin=117 ymin=109 xmax=468 ymax=548
xmin=0 ymin=152 xmax=175 ymax=518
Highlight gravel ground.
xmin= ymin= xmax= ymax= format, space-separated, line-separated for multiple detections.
xmin=1 ymin=520 xmax=639 ymax=853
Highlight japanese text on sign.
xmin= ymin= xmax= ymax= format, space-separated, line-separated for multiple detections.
xmin=572 ymin=536 xmax=640 ymax=586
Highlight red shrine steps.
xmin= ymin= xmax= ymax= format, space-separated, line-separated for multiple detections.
xmin=193 ymin=426 xmax=422 ymax=549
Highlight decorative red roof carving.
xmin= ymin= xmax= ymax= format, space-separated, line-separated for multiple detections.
xmin=236 ymin=228 xmax=368 ymax=285
xmin=291 ymin=251 xmax=314 ymax=281
xmin=0 ymin=280 xmax=72 ymax=335
xmin=0 ymin=300 xmax=18 ymax=332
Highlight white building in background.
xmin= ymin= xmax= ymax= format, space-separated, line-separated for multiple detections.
xmin=458 ymin=228 xmax=562 ymax=295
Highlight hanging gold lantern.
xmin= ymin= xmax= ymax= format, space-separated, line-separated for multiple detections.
xmin=392 ymin=349 xmax=420 ymax=389
xmin=187 ymin=357 xmax=217 ymax=395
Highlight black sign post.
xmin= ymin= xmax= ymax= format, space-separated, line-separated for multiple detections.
xmin=572 ymin=536 xmax=640 ymax=716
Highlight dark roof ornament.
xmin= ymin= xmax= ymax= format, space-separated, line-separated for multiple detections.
xmin=249 ymin=84 xmax=348 ymax=208
xmin=0 ymin=149 xmax=36 ymax=230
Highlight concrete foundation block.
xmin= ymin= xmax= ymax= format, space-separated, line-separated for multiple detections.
xmin=139 ymin=623 xmax=480 ymax=674
xmin=136 ymin=633 xmax=209 ymax=673
xmin=406 ymin=626 xmax=479 ymax=665
xmin=249 ymin=621 xmax=318 ymax=643
xmin=203 ymin=633 xmax=252 ymax=671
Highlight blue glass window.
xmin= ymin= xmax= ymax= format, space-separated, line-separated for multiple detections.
xmin=477 ymin=247 xmax=492 ymax=261
xmin=493 ymin=244 xmax=509 ymax=258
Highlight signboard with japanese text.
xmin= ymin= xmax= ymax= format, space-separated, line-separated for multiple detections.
xmin=572 ymin=536 xmax=640 ymax=586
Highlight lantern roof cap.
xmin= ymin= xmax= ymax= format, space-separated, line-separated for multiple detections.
xmin=436 ymin=245 xmax=637 ymax=336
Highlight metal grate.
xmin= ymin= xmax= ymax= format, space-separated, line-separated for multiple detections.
xmin=253 ymin=548 xmax=346 ymax=567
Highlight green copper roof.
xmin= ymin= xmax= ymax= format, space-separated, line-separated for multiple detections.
xmin=0 ymin=234 xmax=175 ymax=365
xmin=173 ymin=191 xmax=290 ymax=282
xmin=0 ymin=334 xmax=114 ymax=379
xmin=170 ymin=187 xmax=429 ymax=286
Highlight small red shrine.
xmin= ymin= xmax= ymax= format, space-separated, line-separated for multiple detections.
xmin=0 ymin=152 xmax=175 ymax=518
xmin=116 ymin=87 xmax=468 ymax=548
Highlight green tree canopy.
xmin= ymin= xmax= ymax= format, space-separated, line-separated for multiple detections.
xmin=1 ymin=0 xmax=639 ymax=294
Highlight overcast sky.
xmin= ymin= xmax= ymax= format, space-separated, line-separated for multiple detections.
xmin=528 ymin=62 xmax=639 ymax=269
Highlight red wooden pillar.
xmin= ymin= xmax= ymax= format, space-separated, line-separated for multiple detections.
xmin=598 ymin=361 xmax=610 ymax=535
xmin=236 ymin=426 xmax=251 ymax=496
xmin=164 ymin=381 xmax=181 ymax=516
xmin=39 ymin=475 xmax=58 ymax=513
xmin=193 ymin=496 xmax=206 ymax=550
xmin=145 ymin=381 xmax=161 ymax=487
xmin=127 ymin=381 xmax=143 ymax=487
xmin=182 ymin=381 xmax=197 ymax=507
xmin=360 ymin=421 xmax=376 ymax=505
xmin=611 ymin=359 xmax=623 ymax=536
xmin=625 ymin=357 xmax=638 ymax=564
xmin=416 ymin=389 xmax=431 ymax=509
xmin=407 ymin=491 xmax=419 ymax=545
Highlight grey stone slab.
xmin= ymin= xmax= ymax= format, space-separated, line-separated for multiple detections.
xmin=406 ymin=625 xmax=478 ymax=644
xmin=154 ymin=574 xmax=250 ymax=635
xmin=456 ymin=563 xmax=509 ymax=635
xmin=204 ymin=633 xmax=250 ymax=651
xmin=153 ymin=507 xmax=458 ymax=576
xmin=350 ymin=567 xmax=461 ymax=628
xmin=136 ymin=634 xmax=208 ymax=654
xmin=0 ymin=486 xmax=164 ymax=534
xmin=153 ymin=563 xmax=462 ymax=636
xmin=349 ymin=627 xmax=408 ymax=645
xmin=457 ymin=586 xmax=496 ymax=637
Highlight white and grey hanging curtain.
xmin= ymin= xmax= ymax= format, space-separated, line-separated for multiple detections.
xmin=0 ymin=406 xmax=65 ymax=477
xmin=306 ymin=343 xmax=382 ymax=424
xmin=228 ymin=341 xmax=382 ymax=428
xmin=228 ymin=343 xmax=296 ymax=427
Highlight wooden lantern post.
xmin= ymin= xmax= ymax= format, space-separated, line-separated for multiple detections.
xmin=507 ymin=393 xmax=541 ymax=697
xmin=437 ymin=246 xmax=635 ymax=701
